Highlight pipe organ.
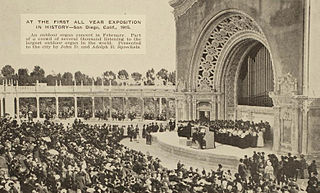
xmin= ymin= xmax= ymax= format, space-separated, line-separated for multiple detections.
xmin=238 ymin=44 xmax=274 ymax=107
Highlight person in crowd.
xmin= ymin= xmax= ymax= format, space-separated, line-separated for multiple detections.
xmin=299 ymin=154 xmax=308 ymax=179
xmin=238 ymin=159 xmax=249 ymax=181
xmin=142 ymin=124 xmax=146 ymax=138
xmin=306 ymin=172 xmax=319 ymax=193
xmin=308 ymin=160 xmax=317 ymax=178
xmin=127 ymin=125 xmax=133 ymax=142
xmin=0 ymin=117 xmax=317 ymax=193
xmin=169 ymin=119 xmax=175 ymax=131
xmin=134 ymin=124 xmax=139 ymax=142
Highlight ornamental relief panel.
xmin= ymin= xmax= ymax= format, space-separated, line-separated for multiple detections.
xmin=269 ymin=73 xmax=298 ymax=107
xmin=275 ymin=73 xmax=298 ymax=96
xmin=177 ymin=99 xmax=184 ymax=109
xmin=197 ymin=15 xmax=261 ymax=91
xmin=279 ymin=106 xmax=293 ymax=145
xmin=225 ymin=60 xmax=239 ymax=108
xmin=280 ymin=107 xmax=293 ymax=121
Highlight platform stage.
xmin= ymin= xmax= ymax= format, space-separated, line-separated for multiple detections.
xmin=151 ymin=131 xmax=275 ymax=170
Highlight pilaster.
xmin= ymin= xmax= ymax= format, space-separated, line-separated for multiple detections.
xmin=269 ymin=73 xmax=307 ymax=154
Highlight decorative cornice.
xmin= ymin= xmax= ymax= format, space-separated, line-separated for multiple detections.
xmin=169 ymin=0 xmax=199 ymax=20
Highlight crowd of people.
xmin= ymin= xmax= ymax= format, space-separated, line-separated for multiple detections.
xmin=0 ymin=117 xmax=318 ymax=193
xmin=125 ymin=120 xmax=176 ymax=145
xmin=111 ymin=112 xmax=126 ymax=121
xmin=210 ymin=120 xmax=270 ymax=149
xmin=58 ymin=108 xmax=75 ymax=119
xmin=232 ymin=152 xmax=319 ymax=192
xmin=143 ymin=113 xmax=167 ymax=121
xmin=178 ymin=120 xmax=271 ymax=149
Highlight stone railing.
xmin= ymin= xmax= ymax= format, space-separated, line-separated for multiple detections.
xmin=0 ymin=84 xmax=176 ymax=94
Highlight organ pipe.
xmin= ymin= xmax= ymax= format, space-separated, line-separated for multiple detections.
xmin=238 ymin=44 xmax=273 ymax=107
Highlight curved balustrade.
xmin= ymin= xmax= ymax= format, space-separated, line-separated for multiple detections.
xmin=0 ymin=84 xmax=176 ymax=94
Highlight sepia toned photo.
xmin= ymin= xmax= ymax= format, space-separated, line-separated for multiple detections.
xmin=0 ymin=0 xmax=319 ymax=192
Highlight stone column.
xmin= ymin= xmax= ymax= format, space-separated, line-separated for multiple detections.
xmin=292 ymin=105 xmax=300 ymax=154
xmin=189 ymin=96 xmax=193 ymax=120
xmin=272 ymin=106 xmax=281 ymax=152
xmin=174 ymin=98 xmax=178 ymax=129
xmin=192 ymin=99 xmax=197 ymax=121
xmin=301 ymin=99 xmax=312 ymax=154
xmin=92 ymin=97 xmax=95 ymax=118
xmin=0 ymin=98 xmax=3 ymax=117
xmin=109 ymin=97 xmax=112 ymax=119
xmin=102 ymin=97 xmax=105 ymax=112
xmin=74 ymin=96 xmax=78 ymax=118
xmin=0 ymin=97 xmax=2 ymax=117
xmin=16 ymin=97 xmax=20 ymax=119
xmin=211 ymin=95 xmax=217 ymax=121
xmin=292 ymin=96 xmax=310 ymax=154
xmin=159 ymin=97 xmax=162 ymax=115
xmin=36 ymin=97 xmax=40 ymax=119
xmin=124 ymin=97 xmax=128 ymax=120
xmin=165 ymin=98 xmax=169 ymax=120
xmin=210 ymin=102 xmax=215 ymax=121
xmin=141 ymin=97 xmax=144 ymax=120
xmin=55 ymin=96 xmax=59 ymax=118
xmin=217 ymin=94 xmax=223 ymax=120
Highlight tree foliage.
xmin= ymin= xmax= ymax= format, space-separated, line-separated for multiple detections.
xmin=103 ymin=71 xmax=117 ymax=85
xmin=131 ymin=72 xmax=142 ymax=81
xmin=61 ymin=72 xmax=73 ymax=85
xmin=1 ymin=65 xmax=15 ymax=78
xmin=30 ymin=66 xmax=45 ymax=83
xmin=0 ymin=65 xmax=176 ymax=86
xmin=157 ymin=68 xmax=169 ymax=80
xmin=17 ymin=68 xmax=30 ymax=86
xmin=117 ymin=69 xmax=129 ymax=80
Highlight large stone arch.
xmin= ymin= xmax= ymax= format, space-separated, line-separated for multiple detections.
xmin=216 ymin=33 xmax=274 ymax=119
xmin=189 ymin=10 xmax=278 ymax=119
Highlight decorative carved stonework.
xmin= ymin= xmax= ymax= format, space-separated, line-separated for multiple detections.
xmin=186 ymin=95 xmax=192 ymax=102
xmin=275 ymin=73 xmax=298 ymax=96
xmin=225 ymin=59 xmax=239 ymax=108
xmin=303 ymin=98 xmax=314 ymax=113
xmin=177 ymin=79 xmax=185 ymax=92
xmin=269 ymin=73 xmax=298 ymax=107
xmin=197 ymin=15 xmax=261 ymax=91
xmin=281 ymin=107 xmax=292 ymax=120
xmin=178 ymin=102 xmax=184 ymax=115
xmin=269 ymin=73 xmax=310 ymax=153
xmin=169 ymin=0 xmax=199 ymax=20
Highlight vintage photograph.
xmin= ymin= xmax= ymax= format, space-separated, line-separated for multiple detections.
xmin=0 ymin=0 xmax=319 ymax=192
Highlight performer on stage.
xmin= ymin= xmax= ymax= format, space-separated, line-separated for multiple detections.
xmin=257 ymin=128 xmax=265 ymax=147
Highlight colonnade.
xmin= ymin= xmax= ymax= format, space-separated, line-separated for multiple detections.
xmin=9 ymin=96 xmax=173 ymax=120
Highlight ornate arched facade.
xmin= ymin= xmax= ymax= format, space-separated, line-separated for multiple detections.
xmin=171 ymin=0 xmax=320 ymax=155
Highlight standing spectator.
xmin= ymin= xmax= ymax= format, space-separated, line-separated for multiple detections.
xmin=135 ymin=125 xmax=139 ymax=141
xmin=142 ymin=125 xmax=146 ymax=138
xmin=308 ymin=160 xmax=318 ymax=178
xmin=238 ymin=159 xmax=248 ymax=181
xmin=306 ymin=172 xmax=319 ymax=193
xmin=265 ymin=160 xmax=274 ymax=180
xmin=299 ymin=154 xmax=308 ymax=179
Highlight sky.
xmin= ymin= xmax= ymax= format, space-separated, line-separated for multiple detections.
xmin=0 ymin=0 xmax=176 ymax=77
